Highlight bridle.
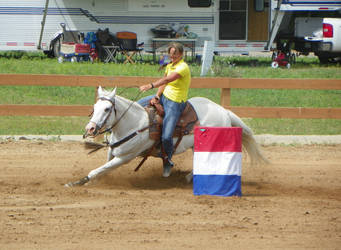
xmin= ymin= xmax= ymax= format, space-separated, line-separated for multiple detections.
xmin=85 ymin=89 xmax=143 ymax=138
xmin=94 ymin=96 xmax=117 ymax=135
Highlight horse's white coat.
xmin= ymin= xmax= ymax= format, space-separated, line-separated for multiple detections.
xmin=82 ymin=87 xmax=266 ymax=182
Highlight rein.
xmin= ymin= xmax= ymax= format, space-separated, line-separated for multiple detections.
xmin=106 ymin=126 xmax=149 ymax=149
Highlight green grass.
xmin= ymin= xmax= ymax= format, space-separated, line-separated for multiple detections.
xmin=0 ymin=52 xmax=340 ymax=135
xmin=1 ymin=52 xmax=341 ymax=78
xmin=0 ymin=116 xmax=89 ymax=135
xmin=244 ymin=118 xmax=341 ymax=135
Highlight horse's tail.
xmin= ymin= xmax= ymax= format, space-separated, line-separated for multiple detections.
xmin=84 ymin=141 xmax=107 ymax=154
xmin=227 ymin=110 xmax=269 ymax=165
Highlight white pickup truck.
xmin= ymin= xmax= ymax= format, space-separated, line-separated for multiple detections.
xmin=294 ymin=17 xmax=341 ymax=63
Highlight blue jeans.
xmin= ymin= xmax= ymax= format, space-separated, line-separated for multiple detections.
xmin=160 ymin=95 xmax=186 ymax=160
xmin=137 ymin=95 xmax=154 ymax=107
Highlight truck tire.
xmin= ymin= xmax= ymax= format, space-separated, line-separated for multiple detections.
xmin=317 ymin=53 xmax=341 ymax=64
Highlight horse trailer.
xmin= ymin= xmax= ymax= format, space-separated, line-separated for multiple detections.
xmin=0 ymin=0 xmax=340 ymax=60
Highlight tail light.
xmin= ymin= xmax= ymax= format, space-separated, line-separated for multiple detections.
xmin=323 ymin=23 xmax=333 ymax=38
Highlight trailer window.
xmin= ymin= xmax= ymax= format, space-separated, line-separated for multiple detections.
xmin=188 ymin=0 xmax=212 ymax=7
xmin=255 ymin=0 xmax=264 ymax=12
xmin=219 ymin=0 xmax=247 ymax=40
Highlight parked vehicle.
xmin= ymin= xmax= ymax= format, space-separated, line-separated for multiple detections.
xmin=268 ymin=0 xmax=341 ymax=63
xmin=293 ymin=17 xmax=341 ymax=63
xmin=0 ymin=0 xmax=340 ymax=63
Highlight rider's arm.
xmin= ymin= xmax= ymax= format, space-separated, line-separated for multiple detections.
xmin=152 ymin=72 xmax=180 ymax=89
xmin=155 ymin=85 xmax=165 ymax=100
xmin=139 ymin=72 xmax=180 ymax=92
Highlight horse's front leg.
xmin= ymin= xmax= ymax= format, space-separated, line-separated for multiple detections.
xmin=65 ymin=153 xmax=134 ymax=187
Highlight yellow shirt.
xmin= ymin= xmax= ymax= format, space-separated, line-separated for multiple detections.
xmin=163 ymin=59 xmax=191 ymax=103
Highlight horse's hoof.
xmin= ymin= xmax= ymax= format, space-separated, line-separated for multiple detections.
xmin=64 ymin=182 xmax=73 ymax=188
xmin=64 ymin=176 xmax=90 ymax=187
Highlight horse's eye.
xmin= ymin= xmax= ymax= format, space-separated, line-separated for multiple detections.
xmin=104 ymin=108 xmax=110 ymax=112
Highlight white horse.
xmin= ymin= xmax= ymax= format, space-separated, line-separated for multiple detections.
xmin=65 ymin=86 xmax=267 ymax=187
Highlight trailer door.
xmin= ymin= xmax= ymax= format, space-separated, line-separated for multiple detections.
xmin=247 ymin=0 xmax=269 ymax=41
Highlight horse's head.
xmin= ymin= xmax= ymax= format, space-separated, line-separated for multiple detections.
xmin=84 ymin=86 xmax=117 ymax=138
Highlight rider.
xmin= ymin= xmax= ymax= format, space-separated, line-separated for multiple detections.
xmin=139 ymin=42 xmax=191 ymax=177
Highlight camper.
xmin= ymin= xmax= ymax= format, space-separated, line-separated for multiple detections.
xmin=0 ymin=0 xmax=340 ymax=62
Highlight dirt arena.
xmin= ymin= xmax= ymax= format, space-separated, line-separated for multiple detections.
xmin=0 ymin=140 xmax=340 ymax=250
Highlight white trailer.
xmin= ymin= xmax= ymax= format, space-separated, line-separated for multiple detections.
xmin=0 ymin=0 xmax=340 ymax=61
xmin=0 ymin=0 xmax=271 ymax=56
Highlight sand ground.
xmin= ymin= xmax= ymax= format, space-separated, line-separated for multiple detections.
xmin=0 ymin=141 xmax=340 ymax=250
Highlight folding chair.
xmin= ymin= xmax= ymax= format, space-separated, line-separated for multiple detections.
xmin=116 ymin=32 xmax=143 ymax=64
xmin=102 ymin=44 xmax=119 ymax=63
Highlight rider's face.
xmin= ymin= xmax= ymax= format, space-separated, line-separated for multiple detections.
xmin=169 ymin=48 xmax=182 ymax=64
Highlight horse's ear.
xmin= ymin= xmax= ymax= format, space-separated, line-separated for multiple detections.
xmin=108 ymin=87 xmax=117 ymax=100
xmin=97 ymin=86 xmax=105 ymax=98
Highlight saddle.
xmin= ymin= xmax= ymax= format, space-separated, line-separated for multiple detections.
xmin=145 ymin=101 xmax=200 ymax=141
xmin=134 ymin=101 xmax=200 ymax=172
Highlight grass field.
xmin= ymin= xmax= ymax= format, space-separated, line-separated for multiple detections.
xmin=0 ymin=52 xmax=340 ymax=135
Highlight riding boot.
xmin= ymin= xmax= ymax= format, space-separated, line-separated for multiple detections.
xmin=160 ymin=144 xmax=173 ymax=177
xmin=162 ymin=157 xmax=174 ymax=178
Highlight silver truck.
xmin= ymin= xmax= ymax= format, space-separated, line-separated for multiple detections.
xmin=269 ymin=0 xmax=341 ymax=64
xmin=294 ymin=17 xmax=341 ymax=63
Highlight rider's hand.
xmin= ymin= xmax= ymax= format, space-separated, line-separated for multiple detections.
xmin=150 ymin=96 xmax=160 ymax=105
xmin=139 ymin=83 xmax=154 ymax=92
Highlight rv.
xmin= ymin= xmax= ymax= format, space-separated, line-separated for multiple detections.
xmin=0 ymin=0 xmax=340 ymax=62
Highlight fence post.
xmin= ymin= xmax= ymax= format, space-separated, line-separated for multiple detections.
xmin=220 ymin=88 xmax=231 ymax=107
